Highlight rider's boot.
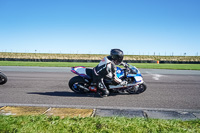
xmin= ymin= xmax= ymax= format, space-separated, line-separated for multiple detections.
xmin=98 ymin=88 xmax=109 ymax=97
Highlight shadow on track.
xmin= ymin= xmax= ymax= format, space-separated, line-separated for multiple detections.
xmin=27 ymin=91 xmax=127 ymax=98
xmin=27 ymin=91 xmax=99 ymax=98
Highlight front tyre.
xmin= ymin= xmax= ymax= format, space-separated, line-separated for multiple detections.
xmin=127 ymin=82 xmax=147 ymax=94
xmin=0 ymin=72 xmax=7 ymax=85
xmin=68 ymin=76 xmax=87 ymax=94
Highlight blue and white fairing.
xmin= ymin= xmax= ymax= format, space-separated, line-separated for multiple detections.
xmin=116 ymin=67 xmax=124 ymax=79
xmin=116 ymin=64 xmax=143 ymax=83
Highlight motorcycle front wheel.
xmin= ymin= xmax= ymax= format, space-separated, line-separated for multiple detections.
xmin=0 ymin=72 xmax=7 ymax=85
xmin=127 ymin=83 xmax=147 ymax=94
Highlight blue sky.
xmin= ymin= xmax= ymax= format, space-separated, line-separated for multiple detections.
xmin=0 ymin=0 xmax=200 ymax=56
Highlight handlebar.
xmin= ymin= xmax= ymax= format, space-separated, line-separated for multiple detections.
xmin=120 ymin=62 xmax=138 ymax=75
xmin=119 ymin=62 xmax=129 ymax=68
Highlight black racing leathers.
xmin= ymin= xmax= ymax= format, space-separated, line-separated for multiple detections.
xmin=92 ymin=56 xmax=122 ymax=95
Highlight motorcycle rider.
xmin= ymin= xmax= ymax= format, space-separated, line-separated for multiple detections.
xmin=90 ymin=49 xmax=127 ymax=97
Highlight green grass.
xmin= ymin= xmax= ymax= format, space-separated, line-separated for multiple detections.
xmin=0 ymin=115 xmax=200 ymax=133
xmin=0 ymin=61 xmax=200 ymax=70
xmin=0 ymin=61 xmax=98 ymax=67
xmin=130 ymin=63 xmax=200 ymax=70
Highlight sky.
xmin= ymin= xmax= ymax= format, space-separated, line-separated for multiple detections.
xmin=0 ymin=0 xmax=200 ymax=56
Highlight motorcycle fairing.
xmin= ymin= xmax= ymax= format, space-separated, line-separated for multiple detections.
xmin=71 ymin=66 xmax=91 ymax=79
xmin=116 ymin=67 xmax=124 ymax=79
xmin=116 ymin=66 xmax=143 ymax=83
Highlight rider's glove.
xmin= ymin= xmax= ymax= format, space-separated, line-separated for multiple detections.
xmin=119 ymin=62 xmax=126 ymax=66
xmin=120 ymin=62 xmax=129 ymax=68
xmin=120 ymin=81 xmax=128 ymax=86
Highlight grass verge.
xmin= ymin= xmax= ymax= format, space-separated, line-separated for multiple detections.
xmin=0 ymin=115 xmax=200 ymax=133
xmin=0 ymin=61 xmax=200 ymax=70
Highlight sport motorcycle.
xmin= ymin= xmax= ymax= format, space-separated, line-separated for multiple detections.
xmin=0 ymin=71 xmax=7 ymax=85
xmin=68 ymin=63 xmax=147 ymax=96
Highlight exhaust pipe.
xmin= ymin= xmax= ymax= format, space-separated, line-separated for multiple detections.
xmin=77 ymin=84 xmax=90 ymax=92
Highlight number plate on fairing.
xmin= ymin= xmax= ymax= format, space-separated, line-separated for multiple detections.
xmin=135 ymin=76 xmax=143 ymax=82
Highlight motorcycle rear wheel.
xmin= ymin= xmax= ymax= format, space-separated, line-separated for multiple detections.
xmin=68 ymin=76 xmax=87 ymax=94
xmin=0 ymin=72 xmax=7 ymax=85
xmin=127 ymin=83 xmax=147 ymax=94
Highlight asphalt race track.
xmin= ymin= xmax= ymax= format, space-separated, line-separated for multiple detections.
xmin=0 ymin=66 xmax=200 ymax=111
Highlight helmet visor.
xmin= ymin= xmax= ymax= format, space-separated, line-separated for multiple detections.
xmin=115 ymin=57 xmax=123 ymax=65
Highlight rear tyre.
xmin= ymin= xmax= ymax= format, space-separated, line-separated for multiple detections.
xmin=127 ymin=82 xmax=147 ymax=94
xmin=68 ymin=76 xmax=87 ymax=94
xmin=0 ymin=72 xmax=7 ymax=85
